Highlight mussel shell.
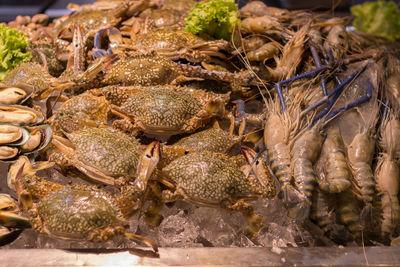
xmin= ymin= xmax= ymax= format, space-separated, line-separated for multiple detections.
xmin=0 ymin=83 xmax=34 ymax=105
xmin=0 ymin=227 xmax=23 ymax=246
xmin=0 ymin=146 xmax=19 ymax=161
xmin=0 ymin=105 xmax=45 ymax=126
xmin=0 ymin=194 xmax=16 ymax=211
xmin=23 ymin=124 xmax=53 ymax=154
xmin=0 ymin=123 xmax=30 ymax=147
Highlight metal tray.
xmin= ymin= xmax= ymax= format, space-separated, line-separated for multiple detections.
xmin=2 ymin=247 xmax=400 ymax=266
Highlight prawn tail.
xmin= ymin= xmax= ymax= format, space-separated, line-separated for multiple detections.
xmin=319 ymin=179 xmax=351 ymax=194
xmin=359 ymin=204 xmax=373 ymax=230
xmin=286 ymin=195 xmax=311 ymax=224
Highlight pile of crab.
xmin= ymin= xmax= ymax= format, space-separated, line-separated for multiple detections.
xmin=1 ymin=0 xmax=400 ymax=251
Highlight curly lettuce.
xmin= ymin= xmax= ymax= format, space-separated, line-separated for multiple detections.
xmin=0 ymin=24 xmax=30 ymax=80
xmin=183 ymin=0 xmax=240 ymax=41
xmin=351 ymin=0 xmax=400 ymax=42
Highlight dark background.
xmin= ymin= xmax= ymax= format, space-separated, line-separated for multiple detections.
xmin=0 ymin=0 xmax=399 ymax=23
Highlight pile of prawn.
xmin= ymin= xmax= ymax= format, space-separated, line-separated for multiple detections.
xmin=239 ymin=1 xmax=400 ymax=246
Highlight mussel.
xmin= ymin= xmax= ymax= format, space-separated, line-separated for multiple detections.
xmin=0 ymin=146 xmax=19 ymax=160
xmin=0 ymin=105 xmax=45 ymax=126
xmin=22 ymin=125 xmax=53 ymax=154
xmin=0 ymin=83 xmax=34 ymax=105
xmin=0 ymin=123 xmax=30 ymax=146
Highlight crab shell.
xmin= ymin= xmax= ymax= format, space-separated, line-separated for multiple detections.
xmin=52 ymin=127 xmax=141 ymax=184
xmin=160 ymin=128 xmax=242 ymax=167
xmin=2 ymin=62 xmax=52 ymax=97
xmin=30 ymin=187 xmax=127 ymax=242
xmin=48 ymin=93 xmax=111 ymax=134
xmin=131 ymin=29 xmax=230 ymax=62
xmin=174 ymin=128 xmax=241 ymax=153
xmin=54 ymin=9 xmax=121 ymax=37
xmin=162 ymin=151 xmax=264 ymax=204
xmin=101 ymin=53 xmax=184 ymax=86
xmin=114 ymin=85 xmax=230 ymax=135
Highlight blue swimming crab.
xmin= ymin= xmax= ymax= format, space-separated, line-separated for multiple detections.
xmin=47 ymin=92 xmax=111 ymax=134
xmin=0 ymin=145 xmax=159 ymax=251
xmin=129 ymin=29 xmax=231 ymax=63
xmin=50 ymin=127 xmax=148 ymax=186
xmin=159 ymin=117 xmax=263 ymax=167
xmin=149 ymin=146 xmax=276 ymax=238
xmin=94 ymin=85 xmax=230 ymax=136
xmin=53 ymin=0 xmax=148 ymax=41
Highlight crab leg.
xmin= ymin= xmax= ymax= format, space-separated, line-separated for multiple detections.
xmin=51 ymin=135 xmax=118 ymax=186
xmin=135 ymin=141 xmax=160 ymax=191
xmin=124 ymin=232 xmax=158 ymax=252
xmin=117 ymin=142 xmax=160 ymax=216
xmin=7 ymin=156 xmax=54 ymax=190
xmin=92 ymin=27 xmax=123 ymax=60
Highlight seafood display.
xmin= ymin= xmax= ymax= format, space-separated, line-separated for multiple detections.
xmin=1 ymin=0 xmax=400 ymax=251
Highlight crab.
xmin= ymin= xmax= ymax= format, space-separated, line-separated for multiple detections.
xmin=2 ymin=26 xmax=112 ymax=99
xmin=50 ymin=127 xmax=148 ymax=186
xmin=95 ymin=85 xmax=230 ymax=136
xmin=151 ymin=146 xmax=276 ymax=238
xmin=129 ymin=29 xmax=231 ymax=64
xmin=27 ymin=34 xmax=69 ymax=77
xmin=0 ymin=145 xmax=159 ymax=251
xmin=121 ymin=0 xmax=195 ymax=33
xmin=52 ymin=0 xmax=148 ymax=41
xmin=135 ymin=8 xmax=186 ymax=31
xmin=47 ymin=92 xmax=111 ymax=135
xmin=97 ymin=52 xmax=255 ymax=86
xmin=159 ymin=114 xmax=263 ymax=167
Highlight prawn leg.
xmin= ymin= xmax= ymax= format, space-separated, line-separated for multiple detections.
xmin=275 ymin=66 xmax=327 ymax=112
xmin=305 ymin=67 xmax=365 ymax=119
xmin=310 ymin=45 xmax=328 ymax=96
xmin=324 ymin=78 xmax=372 ymax=121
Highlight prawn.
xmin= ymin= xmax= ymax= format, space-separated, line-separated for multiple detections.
xmin=264 ymin=92 xmax=303 ymax=216
xmin=375 ymin=111 xmax=400 ymax=241
xmin=318 ymin=126 xmax=351 ymax=193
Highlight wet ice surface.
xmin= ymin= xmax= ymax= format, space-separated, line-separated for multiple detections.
xmin=0 ymin=162 xmax=319 ymax=249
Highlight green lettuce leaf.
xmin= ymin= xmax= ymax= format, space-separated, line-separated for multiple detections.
xmin=351 ymin=0 xmax=400 ymax=42
xmin=0 ymin=24 xmax=30 ymax=80
xmin=183 ymin=0 xmax=240 ymax=41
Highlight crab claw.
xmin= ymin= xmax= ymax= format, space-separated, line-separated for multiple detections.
xmin=135 ymin=141 xmax=160 ymax=191
xmin=93 ymin=27 xmax=123 ymax=60
xmin=205 ymin=99 xmax=225 ymax=118
xmin=8 ymin=156 xmax=55 ymax=190
xmin=241 ymin=146 xmax=275 ymax=196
